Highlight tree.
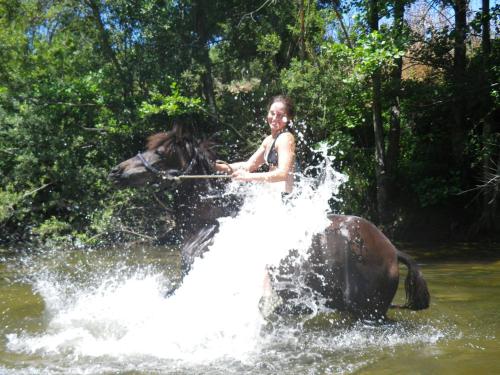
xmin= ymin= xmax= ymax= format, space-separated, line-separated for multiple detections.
xmin=476 ymin=0 xmax=499 ymax=232
xmin=368 ymin=0 xmax=392 ymax=225
xmin=1 ymin=0 xmax=498 ymax=244
xmin=386 ymin=0 xmax=405 ymax=182
xmin=450 ymin=0 xmax=469 ymax=162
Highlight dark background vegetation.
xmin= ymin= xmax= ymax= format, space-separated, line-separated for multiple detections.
xmin=0 ymin=0 xmax=498 ymax=247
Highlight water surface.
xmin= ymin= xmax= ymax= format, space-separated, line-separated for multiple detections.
xmin=1 ymin=244 xmax=499 ymax=374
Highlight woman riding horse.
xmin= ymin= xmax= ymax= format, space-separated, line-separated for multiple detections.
xmin=108 ymin=104 xmax=430 ymax=320
xmin=215 ymin=95 xmax=296 ymax=195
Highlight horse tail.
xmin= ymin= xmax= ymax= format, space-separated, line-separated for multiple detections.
xmin=396 ymin=249 xmax=430 ymax=310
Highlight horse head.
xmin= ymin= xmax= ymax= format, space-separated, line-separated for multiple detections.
xmin=108 ymin=124 xmax=217 ymax=188
xmin=108 ymin=124 xmax=235 ymax=249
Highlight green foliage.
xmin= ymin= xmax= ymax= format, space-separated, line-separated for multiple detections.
xmin=31 ymin=216 xmax=72 ymax=241
xmin=0 ymin=186 xmax=22 ymax=224
xmin=351 ymin=31 xmax=406 ymax=76
xmin=139 ymin=83 xmax=203 ymax=118
xmin=257 ymin=33 xmax=282 ymax=55
xmin=412 ymin=174 xmax=462 ymax=208
xmin=0 ymin=0 xmax=498 ymax=245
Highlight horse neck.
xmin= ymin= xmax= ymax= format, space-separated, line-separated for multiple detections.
xmin=173 ymin=153 xmax=226 ymax=235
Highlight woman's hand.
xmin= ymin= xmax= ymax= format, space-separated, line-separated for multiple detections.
xmin=231 ymin=169 xmax=253 ymax=181
xmin=214 ymin=161 xmax=233 ymax=174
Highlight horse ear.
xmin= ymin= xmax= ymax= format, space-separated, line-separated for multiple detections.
xmin=157 ymin=145 xmax=166 ymax=155
xmin=172 ymin=122 xmax=183 ymax=140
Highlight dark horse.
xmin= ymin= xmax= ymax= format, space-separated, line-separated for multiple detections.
xmin=108 ymin=125 xmax=430 ymax=319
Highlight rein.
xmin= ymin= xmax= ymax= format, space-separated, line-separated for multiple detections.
xmin=173 ymin=174 xmax=232 ymax=179
xmin=137 ymin=152 xmax=231 ymax=181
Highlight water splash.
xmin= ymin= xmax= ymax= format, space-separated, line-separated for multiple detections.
xmin=6 ymin=147 xmax=345 ymax=364
xmin=3 ymin=148 xmax=451 ymax=374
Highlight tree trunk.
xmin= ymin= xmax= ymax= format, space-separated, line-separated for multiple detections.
xmin=192 ymin=0 xmax=218 ymax=118
xmin=85 ymin=0 xmax=131 ymax=102
xmin=331 ymin=1 xmax=353 ymax=49
xmin=478 ymin=0 xmax=498 ymax=232
xmin=369 ymin=0 xmax=390 ymax=225
xmin=451 ymin=0 xmax=468 ymax=163
xmin=299 ymin=0 xmax=306 ymax=62
xmin=386 ymin=0 xmax=404 ymax=181
xmin=481 ymin=0 xmax=491 ymax=56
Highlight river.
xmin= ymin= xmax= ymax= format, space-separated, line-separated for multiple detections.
xmin=1 ymin=154 xmax=499 ymax=374
xmin=1 ymin=243 xmax=499 ymax=374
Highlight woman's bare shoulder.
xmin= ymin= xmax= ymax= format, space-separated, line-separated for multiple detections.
xmin=261 ymin=134 xmax=274 ymax=146
xmin=276 ymin=131 xmax=295 ymax=145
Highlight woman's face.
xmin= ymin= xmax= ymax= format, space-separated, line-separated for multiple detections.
xmin=267 ymin=101 xmax=289 ymax=132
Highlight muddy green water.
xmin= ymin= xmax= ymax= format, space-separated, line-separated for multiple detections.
xmin=0 ymin=244 xmax=499 ymax=374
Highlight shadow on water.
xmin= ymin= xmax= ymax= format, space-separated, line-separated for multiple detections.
xmin=400 ymin=241 xmax=500 ymax=262
xmin=1 ymin=242 xmax=499 ymax=374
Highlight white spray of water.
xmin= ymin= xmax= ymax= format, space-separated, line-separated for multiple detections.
xmin=7 ymin=146 xmax=348 ymax=363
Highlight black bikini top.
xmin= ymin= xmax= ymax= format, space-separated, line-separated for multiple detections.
xmin=265 ymin=128 xmax=290 ymax=166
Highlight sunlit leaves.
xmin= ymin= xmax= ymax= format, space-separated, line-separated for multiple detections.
xmin=139 ymin=83 xmax=203 ymax=118
xmin=349 ymin=31 xmax=406 ymax=77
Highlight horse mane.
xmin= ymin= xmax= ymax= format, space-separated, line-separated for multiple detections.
xmin=146 ymin=127 xmax=217 ymax=170
xmin=146 ymin=132 xmax=173 ymax=151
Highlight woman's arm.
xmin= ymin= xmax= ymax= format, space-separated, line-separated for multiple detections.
xmin=232 ymin=132 xmax=295 ymax=183
xmin=215 ymin=139 xmax=267 ymax=174
xmin=243 ymin=140 xmax=267 ymax=172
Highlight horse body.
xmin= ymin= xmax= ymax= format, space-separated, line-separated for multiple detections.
xmin=109 ymin=126 xmax=429 ymax=319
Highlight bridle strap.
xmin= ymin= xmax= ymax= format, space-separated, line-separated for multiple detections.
xmin=136 ymin=150 xmax=209 ymax=181
xmin=137 ymin=152 xmax=168 ymax=177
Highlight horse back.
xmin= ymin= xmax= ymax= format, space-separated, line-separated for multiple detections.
xmin=306 ymin=214 xmax=400 ymax=318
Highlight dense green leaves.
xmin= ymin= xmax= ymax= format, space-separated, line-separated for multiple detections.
xmin=140 ymin=83 xmax=203 ymax=119
xmin=0 ymin=0 xmax=498 ymax=245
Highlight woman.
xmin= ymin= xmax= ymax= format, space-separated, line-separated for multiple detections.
xmin=215 ymin=95 xmax=296 ymax=193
